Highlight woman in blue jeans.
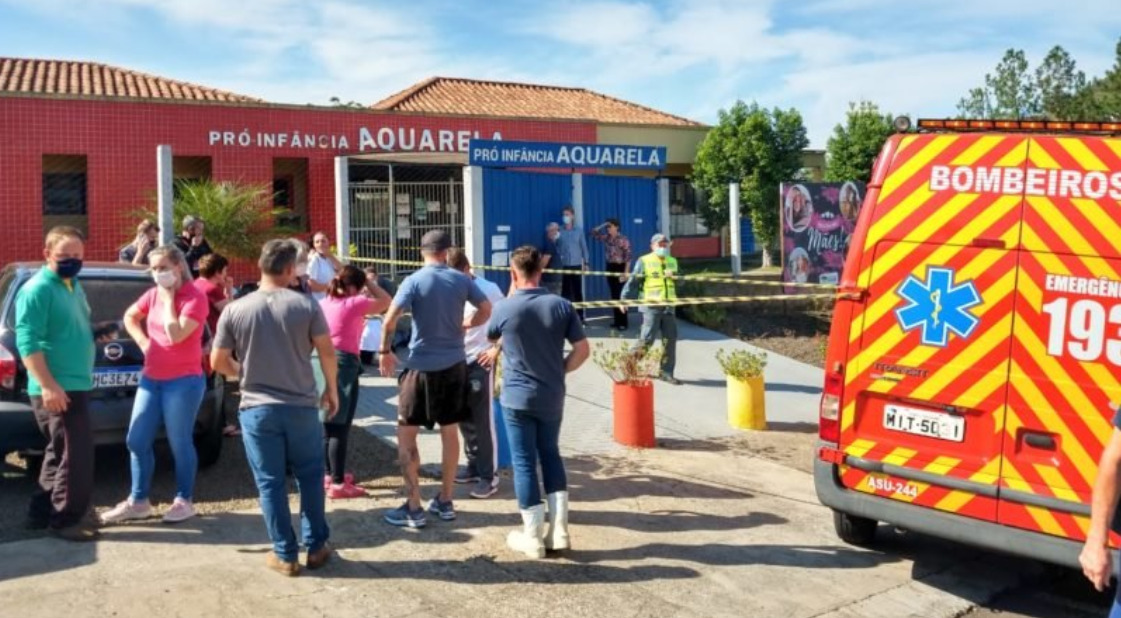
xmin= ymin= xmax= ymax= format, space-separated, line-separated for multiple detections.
xmin=485 ymin=245 xmax=590 ymax=558
xmin=101 ymin=245 xmax=210 ymax=524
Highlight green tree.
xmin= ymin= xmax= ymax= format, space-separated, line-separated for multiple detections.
xmin=329 ymin=96 xmax=366 ymax=109
xmin=691 ymin=101 xmax=808 ymax=267
xmin=1085 ymin=37 xmax=1121 ymax=120
xmin=1035 ymin=46 xmax=1093 ymax=119
xmin=138 ymin=180 xmax=297 ymax=261
xmin=958 ymin=49 xmax=1040 ymax=119
xmin=824 ymin=101 xmax=895 ymax=183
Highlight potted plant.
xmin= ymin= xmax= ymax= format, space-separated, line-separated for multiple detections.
xmin=593 ymin=342 xmax=665 ymax=448
xmin=716 ymin=348 xmax=768 ymax=430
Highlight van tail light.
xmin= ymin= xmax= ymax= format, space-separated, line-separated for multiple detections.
xmin=0 ymin=346 xmax=17 ymax=391
xmin=820 ymin=367 xmax=844 ymax=444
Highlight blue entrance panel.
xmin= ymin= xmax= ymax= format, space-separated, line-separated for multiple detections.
xmin=482 ymin=169 xmax=572 ymax=293
xmin=582 ymin=175 xmax=658 ymax=316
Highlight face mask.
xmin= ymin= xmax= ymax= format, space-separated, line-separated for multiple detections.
xmin=654 ymin=247 xmax=668 ymax=258
xmin=549 ymin=232 xmax=560 ymax=241
xmin=54 ymin=258 xmax=83 ymax=279
xmin=153 ymin=270 xmax=177 ymax=289
xmin=563 ymin=215 xmax=573 ymax=225
xmin=296 ymin=263 xmax=309 ymax=277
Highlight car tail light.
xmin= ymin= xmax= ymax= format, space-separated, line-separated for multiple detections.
xmin=0 ymin=346 xmax=17 ymax=391
xmin=820 ymin=366 xmax=844 ymax=444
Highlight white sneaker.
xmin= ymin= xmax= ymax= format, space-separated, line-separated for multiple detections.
xmin=100 ymin=499 xmax=152 ymax=524
xmin=162 ymin=498 xmax=197 ymax=523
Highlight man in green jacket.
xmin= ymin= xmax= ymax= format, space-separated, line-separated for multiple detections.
xmin=18 ymin=226 xmax=97 ymax=541
xmin=621 ymin=233 xmax=681 ymax=385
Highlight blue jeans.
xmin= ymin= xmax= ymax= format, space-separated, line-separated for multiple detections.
xmin=504 ymin=407 xmax=566 ymax=510
xmin=240 ymin=405 xmax=329 ymax=562
xmin=128 ymin=374 xmax=206 ymax=502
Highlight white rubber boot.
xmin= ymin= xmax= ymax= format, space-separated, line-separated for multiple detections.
xmin=545 ymin=491 xmax=570 ymax=551
xmin=506 ymin=504 xmax=546 ymax=559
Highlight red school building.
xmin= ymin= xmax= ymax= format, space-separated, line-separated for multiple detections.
xmin=0 ymin=58 xmax=715 ymax=266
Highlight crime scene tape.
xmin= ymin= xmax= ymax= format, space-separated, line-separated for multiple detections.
xmin=571 ymin=293 xmax=844 ymax=309
xmin=346 ymin=255 xmax=837 ymax=289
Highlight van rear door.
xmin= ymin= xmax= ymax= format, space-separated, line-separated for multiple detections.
xmin=998 ymin=136 xmax=1121 ymax=541
xmin=839 ymin=134 xmax=1029 ymax=521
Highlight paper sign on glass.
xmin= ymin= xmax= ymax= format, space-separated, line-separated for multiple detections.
xmin=492 ymin=235 xmax=508 ymax=251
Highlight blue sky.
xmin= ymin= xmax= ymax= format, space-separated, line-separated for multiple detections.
xmin=1 ymin=0 xmax=1119 ymax=147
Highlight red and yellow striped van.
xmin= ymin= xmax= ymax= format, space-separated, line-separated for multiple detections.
xmin=815 ymin=119 xmax=1121 ymax=566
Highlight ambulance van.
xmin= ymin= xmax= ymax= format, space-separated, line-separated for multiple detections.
xmin=815 ymin=118 xmax=1121 ymax=567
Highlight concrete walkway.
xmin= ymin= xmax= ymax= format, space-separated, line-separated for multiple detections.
xmin=357 ymin=317 xmax=824 ymax=462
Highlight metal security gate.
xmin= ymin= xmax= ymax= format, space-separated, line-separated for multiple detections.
xmin=582 ymin=175 xmax=659 ymax=314
xmin=349 ymin=180 xmax=464 ymax=279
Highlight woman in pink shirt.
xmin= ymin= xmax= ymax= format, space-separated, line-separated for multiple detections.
xmin=101 ymin=245 xmax=209 ymax=524
xmin=319 ymin=265 xmax=390 ymax=498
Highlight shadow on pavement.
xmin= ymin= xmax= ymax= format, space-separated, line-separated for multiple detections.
xmin=568 ymin=542 xmax=900 ymax=569
xmin=767 ymin=382 xmax=822 ymax=395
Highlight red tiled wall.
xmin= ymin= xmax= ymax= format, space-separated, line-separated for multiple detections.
xmin=0 ymin=97 xmax=597 ymax=272
xmin=672 ymin=236 xmax=721 ymax=259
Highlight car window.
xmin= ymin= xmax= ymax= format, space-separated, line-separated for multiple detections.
xmin=2 ymin=275 xmax=152 ymax=332
xmin=0 ymin=270 xmax=15 ymax=328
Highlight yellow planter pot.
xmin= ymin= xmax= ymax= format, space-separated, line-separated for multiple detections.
xmin=727 ymin=375 xmax=766 ymax=430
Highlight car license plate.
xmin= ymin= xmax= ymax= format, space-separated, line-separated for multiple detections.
xmin=94 ymin=367 xmax=141 ymax=389
xmin=883 ymin=404 xmax=964 ymax=442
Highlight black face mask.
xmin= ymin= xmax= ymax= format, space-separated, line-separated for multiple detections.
xmin=55 ymin=258 xmax=83 ymax=279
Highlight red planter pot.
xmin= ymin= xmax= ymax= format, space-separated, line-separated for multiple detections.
xmin=613 ymin=381 xmax=655 ymax=448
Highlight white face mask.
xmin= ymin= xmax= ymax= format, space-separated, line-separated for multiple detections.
xmin=296 ymin=263 xmax=309 ymax=277
xmin=654 ymin=247 xmax=669 ymax=258
xmin=563 ymin=214 xmax=573 ymax=225
xmin=153 ymin=269 xmax=178 ymax=289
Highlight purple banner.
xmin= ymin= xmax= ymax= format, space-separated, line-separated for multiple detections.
xmin=781 ymin=181 xmax=865 ymax=291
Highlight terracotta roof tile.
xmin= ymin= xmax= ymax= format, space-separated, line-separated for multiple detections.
xmin=0 ymin=57 xmax=262 ymax=103
xmin=372 ymin=77 xmax=702 ymax=127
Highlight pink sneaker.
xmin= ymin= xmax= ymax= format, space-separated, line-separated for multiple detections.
xmin=324 ymin=473 xmax=355 ymax=489
xmin=100 ymin=499 xmax=152 ymax=524
xmin=327 ymin=482 xmax=366 ymax=500
xmin=162 ymin=498 xmax=197 ymax=523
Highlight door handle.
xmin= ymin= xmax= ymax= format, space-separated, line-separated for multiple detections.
xmin=1024 ymin=432 xmax=1057 ymax=450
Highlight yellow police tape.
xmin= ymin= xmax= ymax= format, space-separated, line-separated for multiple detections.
xmin=570 ymin=293 xmax=843 ymax=309
xmin=347 ymin=255 xmax=837 ymax=290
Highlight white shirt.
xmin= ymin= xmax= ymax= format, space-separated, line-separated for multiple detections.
xmin=360 ymin=317 xmax=382 ymax=353
xmin=464 ymin=275 xmax=505 ymax=361
xmin=307 ymin=252 xmax=337 ymax=301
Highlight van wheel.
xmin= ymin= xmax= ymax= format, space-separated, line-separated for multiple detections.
xmin=834 ymin=510 xmax=878 ymax=546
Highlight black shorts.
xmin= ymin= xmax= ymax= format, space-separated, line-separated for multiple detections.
xmin=397 ymin=362 xmax=470 ymax=429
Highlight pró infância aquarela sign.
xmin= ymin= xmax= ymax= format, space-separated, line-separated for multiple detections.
xmin=206 ymin=126 xmax=505 ymax=152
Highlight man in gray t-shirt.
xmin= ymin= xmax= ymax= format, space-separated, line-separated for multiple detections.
xmin=211 ymin=239 xmax=339 ymax=576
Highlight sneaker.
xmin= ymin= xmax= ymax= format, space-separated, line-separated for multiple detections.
xmin=100 ymin=499 xmax=153 ymax=524
xmin=384 ymin=502 xmax=427 ymax=528
xmin=327 ymin=482 xmax=366 ymax=499
xmin=162 ymin=498 xmax=197 ymax=523
xmin=454 ymin=468 xmax=480 ymax=484
xmin=470 ymin=478 xmax=499 ymax=499
xmin=427 ymin=496 xmax=457 ymax=521
xmin=324 ymin=473 xmax=356 ymax=490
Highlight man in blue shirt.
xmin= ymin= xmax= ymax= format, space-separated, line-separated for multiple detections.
xmin=378 ymin=230 xmax=492 ymax=528
xmin=487 ymin=245 xmax=589 ymax=558
xmin=555 ymin=206 xmax=589 ymax=322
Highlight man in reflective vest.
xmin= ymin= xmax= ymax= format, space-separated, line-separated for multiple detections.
xmin=621 ymin=233 xmax=680 ymax=385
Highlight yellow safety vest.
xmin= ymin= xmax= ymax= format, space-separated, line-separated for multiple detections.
xmin=640 ymin=253 xmax=678 ymax=302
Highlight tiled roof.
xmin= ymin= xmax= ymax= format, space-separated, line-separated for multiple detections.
xmin=373 ymin=77 xmax=703 ymax=127
xmin=0 ymin=57 xmax=262 ymax=103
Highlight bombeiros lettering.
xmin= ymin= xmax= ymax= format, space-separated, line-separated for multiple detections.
xmin=929 ymin=165 xmax=1121 ymax=200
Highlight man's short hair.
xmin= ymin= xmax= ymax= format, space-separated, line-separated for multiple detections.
xmin=182 ymin=215 xmax=202 ymax=231
xmin=420 ymin=229 xmax=452 ymax=254
xmin=259 ymin=239 xmax=298 ymax=276
xmin=562 ymin=205 xmax=575 ymax=214
xmin=45 ymin=226 xmax=85 ymax=251
xmin=138 ymin=219 xmax=159 ymax=235
xmin=546 ymin=222 xmax=560 ymax=231
xmin=511 ymin=245 xmax=542 ymax=278
xmin=447 ymin=247 xmax=470 ymax=272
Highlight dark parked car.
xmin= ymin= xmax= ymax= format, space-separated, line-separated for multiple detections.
xmin=0 ymin=262 xmax=224 ymax=475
